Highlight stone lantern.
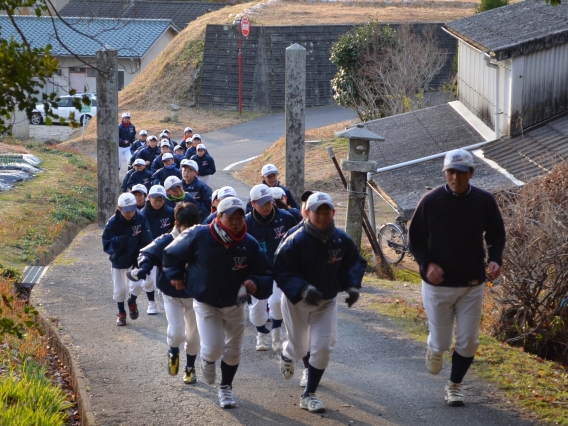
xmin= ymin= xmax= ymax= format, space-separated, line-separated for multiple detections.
xmin=335 ymin=124 xmax=384 ymax=248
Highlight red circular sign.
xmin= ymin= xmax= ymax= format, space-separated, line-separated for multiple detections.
xmin=241 ymin=16 xmax=250 ymax=37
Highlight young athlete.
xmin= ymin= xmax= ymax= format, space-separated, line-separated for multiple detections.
xmin=190 ymin=143 xmax=216 ymax=186
xmin=151 ymin=141 xmax=173 ymax=173
xmin=131 ymin=184 xmax=147 ymax=211
xmin=180 ymin=159 xmax=212 ymax=222
xmin=246 ymin=164 xmax=299 ymax=213
xmin=118 ymin=112 xmax=135 ymax=170
xmin=127 ymin=158 xmax=153 ymax=192
xmin=274 ymin=192 xmax=366 ymax=413
xmin=129 ymin=202 xmax=202 ymax=384
xmin=130 ymin=129 xmax=148 ymax=155
xmin=151 ymin=153 xmax=182 ymax=186
xmin=202 ymin=186 xmax=237 ymax=224
xmin=271 ymin=187 xmax=302 ymax=224
xmin=102 ymin=192 xmax=152 ymax=326
xmin=184 ymin=134 xmax=201 ymax=160
xmin=163 ymin=197 xmax=273 ymax=409
xmin=134 ymin=135 xmax=161 ymax=169
xmin=245 ymin=184 xmax=297 ymax=352
xmin=179 ymin=127 xmax=193 ymax=152
xmin=164 ymin=176 xmax=197 ymax=209
xmin=173 ymin=145 xmax=184 ymax=167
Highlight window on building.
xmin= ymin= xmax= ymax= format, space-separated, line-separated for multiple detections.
xmin=87 ymin=68 xmax=97 ymax=77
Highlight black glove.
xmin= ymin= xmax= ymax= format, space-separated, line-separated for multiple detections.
xmin=345 ymin=287 xmax=359 ymax=308
xmin=302 ymin=284 xmax=323 ymax=306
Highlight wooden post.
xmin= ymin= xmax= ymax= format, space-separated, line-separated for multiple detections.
xmin=96 ymin=48 xmax=119 ymax=227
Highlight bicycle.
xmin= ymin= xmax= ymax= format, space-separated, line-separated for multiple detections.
xmin=377 ymin=216 xmax=412 ymax=265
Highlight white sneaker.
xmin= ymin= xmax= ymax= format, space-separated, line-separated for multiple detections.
xmin=271 ymin=327 xmax=283 ymax=352
xmin=256 ymin=332 xmax=270 ymax=351
xmin=218 ymin=385 xmax=236 ymax=408
xmin=280 ymin=354 xmax=294 ymax=380
xmin=201 ymin=360 xmax=216 ymax=385
xmin=147 ymin=301 xmax=157 ymax=315
xmin=300 ymin=368 xmax=309 ymax=387
xmin=300 ymin=393 xmax=325 ymax=413
xmin=157 ymin=289 xmax=165 ymax=310
xmin=445 ymin=380 xmax=465 ymax=406
xmin=426 ymin=347 xmax=443 ymax=375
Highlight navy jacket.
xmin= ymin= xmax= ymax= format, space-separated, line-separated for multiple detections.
xmin=182 ymin=177 xmax=212 ymax=221
xmin=245 ymin=181 xmax=299 ymax=213
xmin=130 ymin=139 xmax=146 ymax=154
xmin=136 ymin=146 xmax=161 ymax=166
xmin=184 ymin=146 xmax=197 ymax=159
xmin=273 ymin=224 xmax=366 ymax=304
xmin=102 ymin=210 xmax=152 ymax=269
xmin=190 ymin=153 xmax=216 ymax=177
xmin=165 ymin=191 xmax=197 ymax=209
xmin=118 ymin=122 xmax=136 ymax=148
xmin=245 ymin=207 xmax=297 ymax=264
xmin=285 ymin=207 xmax=302 ymax=224
xmin=151 ymin=167 xmax=182 ymax=186
xmin=127 ymin=169 xmax=153 ymax=191
xmin=163 ymin=224 xmax=273 ymax=308
xmin=202 ymin=211 xmax=217 ymax=225
xmin=121 ymin=168 xmax=136 ymax=193
xmin=140 ymin=201 xmax=175 ymax=239
xmin=173 ymin=154 xmax=184 ymax=168
xmin=138 ymin=233 xmax=190 ymax=298
xmin=179 ymin=138 xmax=192 ymax=152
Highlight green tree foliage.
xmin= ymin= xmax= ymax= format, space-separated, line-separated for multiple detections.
xmin=475 ymin=0 xmax=509 ymax=13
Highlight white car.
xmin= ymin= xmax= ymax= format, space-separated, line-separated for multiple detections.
xmin=30 ymin=94 xmax=97 ymax=125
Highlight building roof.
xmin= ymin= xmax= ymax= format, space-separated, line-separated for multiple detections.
xmin=481 ymin=111 xmax=568 ymax=182
xmin=0 ymin=15 xmax=178 ymax=58
xmin=59 ymin=0 xmax=227 ymax=30
xmin=445 ymin=0 xmax=568 ymax=61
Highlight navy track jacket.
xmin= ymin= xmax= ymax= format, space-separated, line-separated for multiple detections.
xmin=118 ymin=122 xmax=136 ymax=147
xmin=102 ymin=210 xmax=152 ymax=269
xmin=163 ymin=225 xmax=273 ymax=308
xmin=245 ymin=208 xmax=298 ymax=264
xmin=182 ymin=177 xmax=212 ymax=222
xmin=140 ymin=202 xmax=174 ymax=239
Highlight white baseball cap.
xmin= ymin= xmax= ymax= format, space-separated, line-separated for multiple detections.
xmin=443 ymin=149 xmax=474 ymax=172
xmin=212 ymin=189 xmax=220 ymax=201
xmin=261 ymin=164 xmax=278 ymax=176
xmin=160 ymin=140 xmax=171 ymax=147
xmin=164 ymin=176 xmax=183 ymax=190
xmin=181 ymin=159 xmax=199 ymax=171
xmin=306 ymin=192 xmax=334 ymax=212
xmin=218 ymin=186 xmax=237 ymax=200
xmin=270 ymin=187 xmax=286 ymax=200
xmin=160 ymin=132 xmax=168 ymax=139
xmin=139 ymin=130 xmax=148 ymax=136
xmin=148 ymin=135 xmax=158 ymax=141
xmin=131 ymin=184 xmax=147 ymax=195
xmin=163 ymin=129 xmax=171 ymax=134
xmin=197 ymin=143 xmax=206 ymax=151
xmin=217 ymin=197 xmax=246 ymax=216
xmin=133 ymin=158 xmax=145 ymax=166
xmin=192 ymin=134 xmax=201 ymax=140
xmin=184 ymin=127 xmax=193 ymax=133
xmin=149 ymin=185 xmax=167 ymax=199
xmin=162 ymin=153 xmax=174 ymax=161
xmin=122 ymin=112 xmax=130 ymax=118
xmin=174 ymin=145 xmax=183 ymax=152
xmin=250 ymin=184 xmax=273 ymax=205
xmin=118 ymin=192 xmax=137 ymax=212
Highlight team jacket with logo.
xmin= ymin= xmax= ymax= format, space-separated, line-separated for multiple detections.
xmin=190 ymin=153 xmax=216 ymax=177
xmin=102 ymin=210 xmax=152 ymax=269
xmin=273 ymin=225 xmax=367 ymax=304
xmin=118 ymin=122 xmax=136 ymax=148
xmin=151 ymin=166 xmax=182 ymax=187
xmin=245 ymin=208 xmax=297 ymax=264
xmin=163 ymin=225 xmax=273 ymax=308
xmin=135 ymin=146 xmax=161 ymax=166
xmin=130 ymin=139 xmax=146 ymax=154
xmin=182 ymin=177 xmax=212 ymax=221
xmin=245 ymin=181 xmax=299 ymax=213
xmin=184 ymin=146 xmax=197 ymax=159
xmin=127 ymin=169 xmax=153 ymax=191
xmin=140 ymin=202 xmax=174 ymax=239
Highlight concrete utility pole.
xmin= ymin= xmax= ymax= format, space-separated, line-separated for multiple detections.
xmin=285 ymin=43 xmax=306 ymax=201
xmin=96 ymin=48 xmax=119 ymax=227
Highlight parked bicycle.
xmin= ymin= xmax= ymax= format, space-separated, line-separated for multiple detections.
xmin=377 ymin=216 xmax=412 ymax=265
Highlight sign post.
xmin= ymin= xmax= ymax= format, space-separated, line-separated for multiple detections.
xmin=238 ymin=15 xmax=251 ymax=115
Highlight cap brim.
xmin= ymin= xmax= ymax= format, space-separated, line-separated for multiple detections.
xmin=443 ymin=164 xmax=470 ymax=172
xmin=221 ymin=206 xmax=245 ymax=216
xmin=149 ymin=193 xmax=165 ymax=199
xmin=252 ymin=195 xmax=273 ymax=206
xmin=120 ymin=204 xmax=137 ymax=212
xmin=307 ymin=201 xmax=334 ymax=212
xmin=167 ymin=183 xmax=182 ymax=190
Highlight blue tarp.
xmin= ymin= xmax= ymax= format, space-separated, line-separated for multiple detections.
xmin=0 ymin=154 xmax=42 ymax=191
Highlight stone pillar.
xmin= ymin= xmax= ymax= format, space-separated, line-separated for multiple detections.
xmin=336 ymin=124 xmax=384 ymax=248
xmin=285 ymin=43 xmax=306 ymax=202
xmin=96 ymin=48 xmax=119 ymax=227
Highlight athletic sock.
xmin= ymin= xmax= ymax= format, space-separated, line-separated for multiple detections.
xmin=450 ymin=351 xmax=474 ymax=383
xmin=271 ymin=319 xmax=283 ymax=329
xmin=169 ymin=346 xmax=179 ymax=355
xmin=186 ymin=354 xmax=197 ymax=368
xmin=146 ymin=290 xmax=155 ymax=302
xmin=302 ymin=364 xmax=325 ymax=397
xmin=302 ymin=352 xmax=310 ymax=369
xmin=220 ymin=361 xmax=239 ymax=387
xmin=117 ymin=302 xmax=126 ymax=314
xmin=256 ymin=325 xmax=270 ymax=334
xmin=127 ymin=294 xmax=137 ymax=305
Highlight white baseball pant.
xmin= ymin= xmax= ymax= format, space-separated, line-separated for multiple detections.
xmin=193 ymin=301 xmax=245 ymax=366
xmin=118 ymin=147 xmax=131 ymax=170
xmin=249 ymin=281 xmax=283 ymax=327
xmin=422 ymin=281 xmax=485 ymax=358
xmin=145 ymin=266 xmax=157 ymax=292
xmin=111 ymin=267 xmax=145 ymax=303
xmin=281 ymin=297 xmax=337 ymax=370
xmin=163 ymin=295 xmax=200 ymax=355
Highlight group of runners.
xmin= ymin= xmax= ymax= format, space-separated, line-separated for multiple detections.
xmin=103 ymin=114 xmax=507 ymax=413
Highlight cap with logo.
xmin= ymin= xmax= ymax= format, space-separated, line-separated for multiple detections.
xmin=160 ymin=140 xmax=171 ymax=147
xmin=261 ymin=164 xmax=278 ymax=177
xmin=131 ymin=184 xmax=148 ymax=195
xmin=133 ymin=158 xmax=145 ymax=166
xmin=197 ymin=143 xmax=206 ymax=151
xmin=306 ymin=192 xmax=334 ymax=212
xmin=217 ymin=197 xmax=246 ymax=216
xmin=184 ymin=127 xmax=193 ymax=133
xmin=164 ymin=176 xmax=183 ymax=190
xmin=442 ymin=149 xmax=474 ymax=172
xmin=139 ymin=130 xmax=148 ymax=136
xmin=250 ymin=184 xmax=273 ymax=206
xmin=218 ymin=186 xmax=237 ymax=200
xmin=270 ymin=187 xmax=286 ymax=200
xmin=118 ymin=192 xmax=137 ymax=212
xmin=122 ymin=112 xmax=130 ymax=119
xmin=149 ymin=185 xmax=167 ymax=199
xmin=181 ymin=159 xmax=199 ymax=171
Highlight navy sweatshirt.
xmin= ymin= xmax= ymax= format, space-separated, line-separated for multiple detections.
xmin=163 ymin=224 xmax=273 ymax=308
xmin=182 ymin=177 xmax=212 ymax=221
xmin=190 ymin=153 xmax=216 ymax=177
xmin=127 ymin=169 xmax=153 ymax=191
xmin=408 ymin=184 xmax=506 ymax=287
xmin=245 ymin=207 xmax=297 ymax=264
xmin=140 ymin=201 xmax=175 ymax=239
xmin=102 ymin=210 xmax=152 ymax=269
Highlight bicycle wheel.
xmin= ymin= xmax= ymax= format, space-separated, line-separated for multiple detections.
xmin=377 ymin=224 xmax=406 ymax=265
